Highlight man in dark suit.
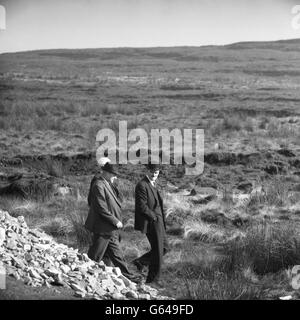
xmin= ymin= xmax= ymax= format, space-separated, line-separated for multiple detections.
xmin=85 ymin=162 xmax=138 ymax=281
xmin=133 ymin=163 xmax=170 ymax=286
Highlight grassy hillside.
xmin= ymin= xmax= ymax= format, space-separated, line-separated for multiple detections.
xmin=0 ymin=39 xmax=300 ymax=299
xmin=0 ymin=39 xmax=300 ymax=156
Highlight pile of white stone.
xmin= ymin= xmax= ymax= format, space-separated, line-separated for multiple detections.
xmin=0 ymin=209 xmax=169 ymax=300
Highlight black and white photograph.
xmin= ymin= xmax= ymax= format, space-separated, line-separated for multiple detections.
xmin=0 ymin=0 xmax=300 ymax=305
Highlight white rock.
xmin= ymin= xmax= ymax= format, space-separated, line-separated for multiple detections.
xmin=112 ymin=267 xmax=122 ymax=277
xmin=12 ymin=271 xmax=21 ymax=281
xmin=6 ymin=238 xmax=17 ymax=250
xmin=61 ymin=265 xmax=71 ymax=274
xmin=126 ymin=290 xmax=138 ymax=299
xmin=82 ymin=253 xmax=90 ymax=262
xmin=24 ymin=253 xmax=33 ymax=262
xmin=70 ymin=263 xmax=77 ymax=271
xmin=29 ymin=268 xmax=42 ymax=280
xmin=0 ymin=210 xmax=6 ymax=222
xmin=35 ymin=243 xmax=51 ymax=251
xmin=17 ymin=216 xmax=25 ymax=224
xmin=45 ymin=267 xmax=61 ymax=277
xmin=111 ymin=277 xmax=126 ymax=289
xmin=139 ymin=293 xmax=151 ymax=300
xmin=70 ymin=282 xmax=86 ymax=293
xmin=32 ymin=261 xmax=40 ymax=267
xmin=0 ymin=227 xmax=5 ymax=246
xmin=119 ymin=274 xmax=136 ymax=289
xmin=56 ymin=186 xmax=71 ymax=197
xmin=279 ymin=295 xmax=293 ymax=300
xmin=112 ymin=292 xmax=124 ymax=300
xmin=104 ymin=266 xmax=114 ymax=274
xmin=74 ymin=291 xmax=86 ymax=298
xmin=24 ymin=244 xmax=31 ymax=251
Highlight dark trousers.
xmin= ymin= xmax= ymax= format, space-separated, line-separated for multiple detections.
xmin=136 ymin=215 xmax=169 ymax=282
xmin=87 ymin=231 xmax=132 ymax=278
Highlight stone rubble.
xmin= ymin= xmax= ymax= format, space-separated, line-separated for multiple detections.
xmin=0 ymin=209 xmax=171 ymax=300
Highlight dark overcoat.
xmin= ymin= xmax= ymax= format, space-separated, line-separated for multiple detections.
xmin=134 ymin=176 xmax=166 ymax=234
xmin=85 ymin=174 xmax=121 ymax=235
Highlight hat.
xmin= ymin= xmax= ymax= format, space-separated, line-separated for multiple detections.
xmin=102 ymin=162 xmax=119 ymax=176
xmin=146 ymin=163 xmax=161 ymax=172
xmin=97 ymin=156 xmax=111 ymax=167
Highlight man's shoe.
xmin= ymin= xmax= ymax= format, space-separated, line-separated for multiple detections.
xmin=133 ymin=260 xmax=145 ymax=272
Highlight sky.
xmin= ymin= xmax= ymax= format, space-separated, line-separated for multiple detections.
xmin=0 ymin=0 xmax=299 ymax=53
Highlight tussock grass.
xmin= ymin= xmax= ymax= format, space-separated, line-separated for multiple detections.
xmin=66 ymin=209 xmax=91 ymax=250
xmin=45 ymin=158 xmax=65 ymax=178
xmin=115 ymin=179 xmax=135 ymax=200
xmin=29 ymin=157 xmax=66 ymax=179
xmin=179 ymin=219 xmax=300 ymax=299
xmin=183 ymin=220 xmax=226 ymax=243
xmin=222 ymin=115 xmax=243 ymax=131
xmin=245 ymin=178 xmax=293 ymax=211
xmin=259 ymin=117 xmax=269 ymax=129
xmin=44 ymin=195 xmax=91 ymax=249
xmin=0 ymin=192 xmax=91 ymax=250
xmin=80 ymin=103 xmax=136 ymax=117
xmin=175 ymin=241 xmax=262 ymax=300
xmin=0 ymin=196 xmax=50 ymax=227
xmin=266 ymin=118 xmax=300 ymax=140
xmin=26 ymin=179 xmax=54 ymax=201
xmin=0 ymin=197 xmax=36 ymax=217
xmin=41 ymin=216 xmax=73 ymax=238
xmin=0 ymin=179 xmax=55 ymax=202
xmin=164 ymin=181 xmax=300 ymax=299
xmin=105 ymin=117 xmax=141 ymax=132
xmin=0 ymin=100 xmax=137 ymax=133
xmin=209 ymin=114 xmax=256 ymax=136
xmin=184 ymin=270 xmax=262 ymax=300
xmin=223 ymin=221 xmax=300 ymax=275
xmin=164 ymin=193 xmax=194 ymax=225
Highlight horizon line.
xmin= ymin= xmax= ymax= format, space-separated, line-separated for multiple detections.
xmin=1 ymin=36 xmax=299 ymax=55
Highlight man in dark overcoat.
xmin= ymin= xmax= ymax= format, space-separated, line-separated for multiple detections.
xmin=85 ymin=162 xmax=138 ymax=281
xmin=133 ymin=164 xmax=170 ymax=285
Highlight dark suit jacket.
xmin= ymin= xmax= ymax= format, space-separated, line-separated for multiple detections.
xmin=134 ymin=176 xmax=166 ymax=234
xmin=85 ymin=174 xmax=121 ymax=235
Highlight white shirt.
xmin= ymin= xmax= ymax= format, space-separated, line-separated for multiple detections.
xmin=146 ymin=175 xmax=156 ymax=187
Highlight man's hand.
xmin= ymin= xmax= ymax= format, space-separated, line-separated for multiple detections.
xmin=116 ymin=221 xmax=123 ymax=229
xmin=151 ymin=216 xmax=158 ymax=222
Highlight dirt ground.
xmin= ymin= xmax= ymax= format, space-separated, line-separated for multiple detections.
xmin=0 ymin=277 xmax=77 ymax=300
